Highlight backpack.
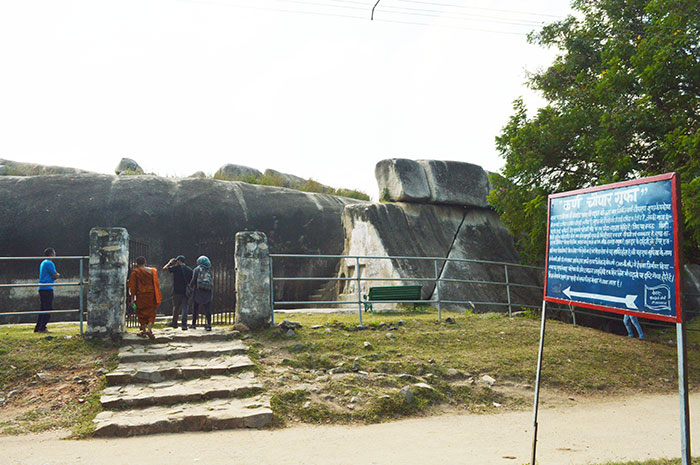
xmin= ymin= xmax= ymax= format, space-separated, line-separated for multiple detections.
xmin=196 ymin=266 xmax=213 ymax=291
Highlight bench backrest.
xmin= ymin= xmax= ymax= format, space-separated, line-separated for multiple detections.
xmin=367 ymin=285 xmax=422 ymax=301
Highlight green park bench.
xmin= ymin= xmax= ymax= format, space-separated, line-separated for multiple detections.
xmin=362 ymin=285 xmax=424 ymax=314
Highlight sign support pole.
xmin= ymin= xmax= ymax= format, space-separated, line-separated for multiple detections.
xmin=531 ymin=300 xmax=547 ymax=465
xmin=677 ymin=321 xmax=691 ymax=465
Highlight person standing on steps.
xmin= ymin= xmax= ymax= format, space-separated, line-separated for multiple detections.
xmin=189 ymin=255 xmax=213 ymax=331
xmin=35 ymin=247 xmax=60 ymax=333
xmin=163 ymin=255 xmax=193 ymax=330
xmin=623 ymin=314 xmax=645 ymax=340
xmin=127 ymin=256 xmax=162 ymax=340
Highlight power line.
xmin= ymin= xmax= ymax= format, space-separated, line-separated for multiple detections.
xmin=320 ymin=0 xmax=547 ymax=26
xmin=173 ymin=0 xmax=533 ymax=35
xmin=393 ymin=0 xmax=565 ymax=19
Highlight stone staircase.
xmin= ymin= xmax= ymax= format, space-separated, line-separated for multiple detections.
xmin=93 ymin=327 xmax=273 ymax=436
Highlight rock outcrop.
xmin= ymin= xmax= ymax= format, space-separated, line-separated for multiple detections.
xmin=264 ymin=169 xmax=306 ymax=189
xmin=0 ymin=173 xmax=366 ymax=321
xmin=375 ymin=159 xmax=430 ymax=203
xmin=115 ymin=158 xmax=144 ymax=175
xmin=0 ymin=158 xmax=94 ymax=176
xmin=339 ymin=201 xmax=541 ymax=310
xmin=376 ymin=158 xmax=490 ymax=208
xmin=214 ymin=164 xmax=263 ymax=181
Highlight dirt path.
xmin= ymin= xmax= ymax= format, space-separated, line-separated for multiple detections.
xmin=3 ymin=392 xmax=699 ymax=465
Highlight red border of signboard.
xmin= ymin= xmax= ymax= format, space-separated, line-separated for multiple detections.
xmin=543 ymin=172 xmax=682 ymax=323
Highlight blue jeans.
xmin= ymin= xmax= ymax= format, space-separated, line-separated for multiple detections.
xmin=623 ymin=315 xmax=644 ymax=339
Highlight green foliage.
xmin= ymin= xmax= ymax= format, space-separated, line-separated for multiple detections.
xmin=493 ymin=0 xmax=700 ymax=264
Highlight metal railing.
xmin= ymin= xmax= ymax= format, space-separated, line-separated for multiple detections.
xmin=0 ymin=256 xmax=89 ymax=334
xmin=269 ymin=253 xmax=542 ymax=325
xmin=269 ymin=253 xmax=700 ymax=330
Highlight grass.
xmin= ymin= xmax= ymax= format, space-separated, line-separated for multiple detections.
xmin=250 ymin=309 xmax=700 ymax=426
xmin=213 ymin=171 xmax=370 ymax=200
xmin=3 ymin=310 xmax=700 ymax=436
xmin=0 ymin=324 xmax=119 ymax=437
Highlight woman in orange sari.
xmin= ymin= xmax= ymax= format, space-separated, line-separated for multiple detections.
xmin=127 ymin=256 xmax=162 ymax=340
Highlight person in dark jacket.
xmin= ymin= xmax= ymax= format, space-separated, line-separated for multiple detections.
xmin=163 ymin=255 xmax=193 ymax=330
xmin=189 ymin=255 xmax=213 ymax=331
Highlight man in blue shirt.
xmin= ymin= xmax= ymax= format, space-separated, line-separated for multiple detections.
xmin=36 ymin=247 xmax=60 ymax=333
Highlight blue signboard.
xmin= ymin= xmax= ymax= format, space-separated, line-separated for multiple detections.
xmin=544 ymin=173 xmax=682 ymax=322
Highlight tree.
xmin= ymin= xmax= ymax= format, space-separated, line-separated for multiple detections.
xmin=490 ymin=0 xmax=700 ymax=265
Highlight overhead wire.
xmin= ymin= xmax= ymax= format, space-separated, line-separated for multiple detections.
xmin=291 ymin=0 xmax=550 ymax=26
xmin=173 ymin=0 xmax=553 ymax=35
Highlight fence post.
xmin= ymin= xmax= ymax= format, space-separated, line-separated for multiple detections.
xmin=505 ymin=264 xmax=512 ymax=317
xmin=234 ymin=231 xmax=272 ymax=331
xmin=79 ymin=257 xmax=84 ymax=335
xmin=86 ymin=227 xmax=129 ymax=339
xmin=269 ymin=256 xmax=275 ymax=326
xmin=356 ymin=257 xmax=363 ymax=326
xmin=434 ymin=259 xmax=441 ymax=321
xmin=569 ymin=304 xmax=577 ymax=326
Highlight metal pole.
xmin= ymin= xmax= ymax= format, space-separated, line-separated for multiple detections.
xmin=505 ymin=265 xmax=512 ymax=317
xmin=434 ymin=259 xmax=441 ymax=320
xmin=570 ymin=304 xmax=577 ymax=326
xmin=79 ymin=258 xmax=84 ymax=335
xmin=677 ymin=321 xmax=692 ymax=465
xmin=531 ymin=300 xmax=547 ymax=465
xmin=356 ymin=257 xmax=363 ymax=326
xmin=269 ymin=257 xmax=275 ymax=326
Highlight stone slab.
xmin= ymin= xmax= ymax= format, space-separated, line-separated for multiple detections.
xmin=106 ymin=354 xmax=255 ymax=385
xmin=375 ymin=158 xmax=431 ymax=202
xmin=418 ymin=159 xmax=490 ymax=207
xmin=121 ymin=327 xmax=238 ymax=345
xmin=93 ymin=397 xmax=273 ymax=437
xmin=101 ymin=372 xmax=262 ymax=409
xmin=118 ymin=340 xmax=248 ymax=363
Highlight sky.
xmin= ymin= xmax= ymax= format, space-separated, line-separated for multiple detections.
xmin=0 ymin=0 xmax=573 ymax=199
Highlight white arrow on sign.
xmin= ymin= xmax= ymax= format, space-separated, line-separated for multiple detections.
xmin=562 ymin=286 xmax=638 ymax=310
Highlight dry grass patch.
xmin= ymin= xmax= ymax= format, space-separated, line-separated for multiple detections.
xmin=250 ymin=309 xmax=700 ymax=426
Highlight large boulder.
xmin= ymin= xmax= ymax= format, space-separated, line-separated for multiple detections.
xmin=0 ymin=174 xmax=366 ymax=322
xmin=115 ymin=158 xmax=144 ymax=175
xmin=339 ymin=202 xmax=541 ymax=311
xmin=418 ymin=160 xmax=490 ymax=208
xmin=215 ymin=164 xmax=263 ymax=181
xmin=0 ymin=158 xmax=93 ymax=176
xmin=375 ymin=159 xmax=431 ymax=202
xmin=375 ymin=159 xmax=491 ymax=208
xmin=264 ymin=169 xmax=306 ymax=189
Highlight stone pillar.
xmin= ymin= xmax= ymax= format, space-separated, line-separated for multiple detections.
xmin=235 ymin=231 xmax=272 ymax=331
xmin=87 ymin=227 xmax=129 ymax=338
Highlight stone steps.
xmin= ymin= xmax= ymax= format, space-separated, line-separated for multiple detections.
xmin=101 ymin=372 xmax=262 ymax=409
xmin=93 ymin=397 xmax=273 ymax=437
xmin=118 ymin=340 xmax=249 ymax=363
xmin=95 ymin=328 xmax=273 ymax=436
xmin=121 ymin=327 xmax=239 ymax=345
xmin=106 ymin=354 xmax=255 ymax=385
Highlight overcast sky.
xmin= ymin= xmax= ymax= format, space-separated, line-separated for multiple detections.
xmin=0 ymin=0 xmax=572 ymax=199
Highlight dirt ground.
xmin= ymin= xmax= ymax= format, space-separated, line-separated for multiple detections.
xmin=2 ymin=391 xmax=699 ymax=465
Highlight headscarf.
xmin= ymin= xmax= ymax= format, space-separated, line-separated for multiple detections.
xmin=196 ymin=255 xmax=211 ymax=268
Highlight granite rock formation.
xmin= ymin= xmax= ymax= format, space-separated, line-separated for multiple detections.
xmin=0 ymin=173 xmax=365 ymax=322
xmin=115 ymin=158 xmax=144 ymax=175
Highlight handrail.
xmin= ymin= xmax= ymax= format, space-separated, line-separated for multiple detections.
xmin=0 ymin=256 xmax=88 ymax=334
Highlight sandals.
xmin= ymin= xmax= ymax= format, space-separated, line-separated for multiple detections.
xmin=136 ymin=331 xmax=148 ymax=338
xmin=147 ymin=331 xmax=156 ymax=341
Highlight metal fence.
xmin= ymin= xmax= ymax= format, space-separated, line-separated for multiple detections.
xmin=269 ymin=253 xmax=700 ymax=330
xmin=195 ymin=237 xmax=236 ymax=326
xmin=0 ymin=256 xmax=88 ymax=334
xmin=269 ymin=253 xmax=543 ymax=325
